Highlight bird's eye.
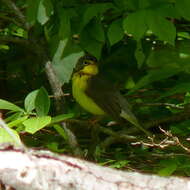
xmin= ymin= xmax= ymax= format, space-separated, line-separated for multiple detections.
xmin=83 ymin=61 xmax=89 ymax=65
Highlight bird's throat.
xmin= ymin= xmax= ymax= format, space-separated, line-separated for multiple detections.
xmin=72 ymin=73 xmax=105 ymax=116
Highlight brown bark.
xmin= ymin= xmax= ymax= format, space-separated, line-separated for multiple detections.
xmin=0 ymin=146 xmax=189 ymax=190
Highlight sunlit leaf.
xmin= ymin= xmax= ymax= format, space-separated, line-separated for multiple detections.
xmin=8 ymin=116 xmax=28 ymax=128
xmin=24 ymin=89 xmax=39 ymax=113
xmin=53 ymin=124 xmax=67 ymax=140
xmin=158 ymin=160 xmax=177 ymax=176
xmin=52 ymin=39 xmax=83 ymax=83
xmin=37 ymin=0 xmax=54 ymax=25
xmin=23 ymin=116 xmax=51 ymax=134
xmin=51 ymin=113 xmax=74 ymax=124
xmin=0 ymin=99 xmax=24 ymax=112
xmin=35 ymin=87 xmax=50 ymax=116
xmin=0 ymin=128 xmax=21 ymax=145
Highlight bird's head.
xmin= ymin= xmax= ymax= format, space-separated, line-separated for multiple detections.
xmin=75 ymin=55 xmax=99 ymax=76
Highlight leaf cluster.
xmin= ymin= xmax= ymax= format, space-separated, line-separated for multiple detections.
xmin=1 ymin=0 xmax=190 ymax=177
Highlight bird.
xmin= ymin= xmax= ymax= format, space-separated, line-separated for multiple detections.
xmin=72 ymin=54 xmax=150 ymax=136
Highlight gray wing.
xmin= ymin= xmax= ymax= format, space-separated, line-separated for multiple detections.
xmin=85 ymin=75 xmax=139 ymax=126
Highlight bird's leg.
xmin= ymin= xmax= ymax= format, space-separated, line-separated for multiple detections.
xmin=88 ymin=115 xmax=103 ymax=125
xmin=88 ymin=120 xmax=101 ymax=160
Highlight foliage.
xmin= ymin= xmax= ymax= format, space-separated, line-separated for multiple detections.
xmin=0 ymin=88 xmax=73 ymax=138
xmin=1 ymin=0 xmax=190 ymax=177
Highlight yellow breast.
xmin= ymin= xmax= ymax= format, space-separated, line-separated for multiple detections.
xmin=72 ymin=72 xmax=105 ymax=116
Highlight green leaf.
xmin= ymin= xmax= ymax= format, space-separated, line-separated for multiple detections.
xmin=82 ymin=3 xmax=114 ymax=28
xmin=82 ymin=41 xmax=102 ymax=59
xmin=110 ymin=160 xmax=129 ymax=169
xmin=35 ymin=87 xmax=50 ymax=116
xmin=5 ymin=112 xmax=23 ymax=123
xmin=53 ymin=51 xmax=84 ymax=83
xmin=153 ymin=3 xmax=180 ymax=19
xmin=26 ymin=0 xmax=40 ymax=24
xmin=184 ymin=92 xmax=190 ymax=104
xmin=147 ymin=12 xmax=176 ymax=45
xmin=52 ymin=40 xmax=84 ymax=83
xmin=159 ymin=82 xmax=190 ymax=99
xmin=52 ymin=39 xmax=68 ymax=65
xmin=176 ymin=0 xmax=190 ymax=21
xmin=52 ymin=38 xmax=83 ymax=83
xmin=135 ymin=41 xmax=145 ymax=68
xmin=123 ymin=10 xmax=147 ymax=41
xmin=138 ymin=0 xmax=150 ymax=9
xmin=59 ymin=9 xmax=71 ymax=40
xmin=0 ymin=99 xmax=24 ymax=112
xmin=24 ymin=90 xmax=39 ymax=113
xmin=178 ymin=32 xmax=190 ymax=40
xmin=88 ymin=19 xmax=105 ymax=43
xmin=37 ymin=0 xmax=54 ymax=25
xmin=0 ymin=128 xmax=21 ymax=144
xmin=113 ymin=0 xmax=138 ymax=11
xmin=53 ymin=124 xmax=67 ymax=140
xmin=125 ymin=76 xmax=136 ymax=89
xmin=80 ymin=26 xmax=103 ymax=58
xmin=108 ymin=19 xmax=124 ymax=45
xmin=46 ymin=142 xmax=66 ymax=153
xmin=8 ymin=116 xmax=28 ymax=128
xmin=158 ymin=162 xmax=177 ymax=176
xmin=131 ymin=67 xmax=181 ymax=91
xmin=147 ymin=46 xmax=179 ymax=67
xmin=51 ymin=113 xmax=74 ymax=124
xmin=23 ymin=116 xmax=51 ymax=134
xmin=170 ymin=120 xmax=190 ymax=136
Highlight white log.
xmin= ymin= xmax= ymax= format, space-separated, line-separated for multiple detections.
xmin=0 ymin=147 xmax=189 ymax=190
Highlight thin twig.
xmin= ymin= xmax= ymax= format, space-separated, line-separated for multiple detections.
xmin=61 ymin=122 xmax=83 ymax=157
xmin=137 ymin=102 xmax=184 ymax=110
xmin=159 ymin=127 xmax=190 ymax=153
xmin=45 ymin=62 xmax=65 ymax=114
xmin=131 ymin=127 xmax=190 ymax=153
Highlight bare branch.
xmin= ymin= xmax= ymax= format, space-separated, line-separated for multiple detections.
xmin=138 ymin=102 xmax=184 ymax=110
xmin=0 ymin=146 xmax=189 ymax=190
xmin=159 ymin=127 xmax=190 ymax=153
xmin=61 ymin=122 xmax=83 ymax=157
xmin=45 ymin=62 xmax=65 ymax=114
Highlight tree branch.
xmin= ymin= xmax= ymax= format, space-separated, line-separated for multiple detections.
xmin=61 ymin=122 xmax=83 ymax=157
xmin=45 ymin=61 xmax=65 ymax=114
xmin=0 ymin=145 xmax=189 ymax=190
xmin=137 ymin=102 xmax=184 ymax=110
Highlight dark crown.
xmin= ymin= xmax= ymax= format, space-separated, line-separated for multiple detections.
xmin=81 ymin=54 xmax=97 ymax=62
